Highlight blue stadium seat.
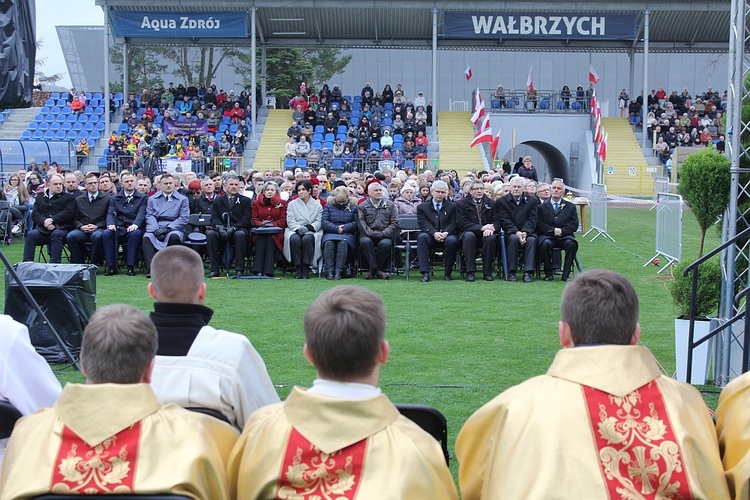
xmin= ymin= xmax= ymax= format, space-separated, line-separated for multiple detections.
xmin=50 ymin=106 xmax=61 ymax=115
xmin=384 ymin=103 xmax=393 ymax=110
xmin=284 ymin=158 xmax=296 ymax=170
xmin=393 ymin=142 xmax=403 ymax=151
xmin=403 ymin=160 xmax=415 ymax=171
xmin=50 ymin=92 xmax=60 ymax=100
xmin=54 ymin=130 xmax=66 ymax=140
xmin=95 ymin=123 xmax=105 ymax=132
xmin=331 ymin=159 xmax=343 ymax=171
xmin=323 ymin=141 xmax=333 ymax=150
xmin=324 ymin=133 xmax=335 ymax=142
xmin=382 ymin=118 xmax=392 ymax=126
xmin=77 ymin=132 xmax=88 ymax=141
xmin=221 ymin=116 xmax=231 ymax=124
xmin=66 ymin=114 xmax=77 ymax=123
xmin=89 ymin=131 xmax=100 ymax=142
xmin=93 ymin=92 xmax=103 ymax=100
xmin=336 ymin=134 xmax=346 ymax=142
xmin=540 ymin=98 xmax=551 ymax=109
xmin=50 ymin=123 xmax=61 ymax=131
xmin=383 ymin=110 xmax=392 ymax=119
xmin=117 ymin=123 xmax=128 ymax=132
xmin=40 ymin=106 xmax=50 ymax=114
xmin=28 ymin=123 xmax=38 ymax=131
xmin=83 ymin=107 xmax=93 ymax=115
xmin=296 ymin=158 xmax=307 ymax=169
xmin=43 ymin=130 xmax=54 ymax=139
xmin=337 ymin=125 xmax=347 ymax=134
xmin=571 ymin=101 xmax=581 ymax=110
xmin=83 ymin=123 xmax=95 ymax=131
xmin=370 ymin=143 xmax=380 ymax=151
xmin=61 ymin=92 xmax=69 ymax=100
xmin=44 ymin=99 xmax=55 ymax=107
xmin=34 ymin=113 xmax=44 ymax=122
xmin=89 ymin=99 xmax=99 ymax=108
xmin=38 ymin=123 xmax=50 ymax=131
xmin=557 ymin=101 xmax=566 ymax=110
xmin=73 ymin=123 xmax=83 ymax=132
xmin=229 ymin=124 xmax=238 ymax=135
xmin=312 ymin=133 xmax=323 ymax=142
xmin=311 ymin=141 xmax=322 ymax=150
xmin=54 ymin=114 xmax=66 ymax=123
xmin=97 ymin=156 xmax=108 ymax=168
xmin=56 ymin=99 xmax=66 ymax=106
xmin=85 ymin=92 xmax=92 ymax=99
xmin=78 ymin=115 xmax=89 ymax=123
xmin=32 ymin=131 xmax=43 ymax=140
xmin=394 ymin=134 xmax=403 ymax=142
xmin=20 ymin=130 xmax=32 ymax=140
xmin=66 ymin=131 xmax=78 ymax=140
xmin=61 ymin=122 xmax=73 ymax=131
xmin=314 ymin=125 xmax=324 ymax=134
xmin=114 ymin=92 xmax=123 ymax=101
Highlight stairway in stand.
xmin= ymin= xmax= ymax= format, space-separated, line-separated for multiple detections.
xmin=253 ymin=109 xmax=293 ymax=171
xmin=0 ymin=108 xmax=39 ymax=140
xmin=600 ymin=117 xmax=649 ymax=195
xmin=435 ymin=111 xmax=484 ymax=176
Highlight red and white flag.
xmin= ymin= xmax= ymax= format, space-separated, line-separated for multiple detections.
xmin=479 ymin=115 xmax=491 ymax=134
xmin=594 ymin=117 xmax=603 ymax=144
xmin=490 ymin=128 xmax=502 ymax=159
xmin=470 ymin=127 xmax=493 ymax=148
xmin=470 ymin=91 xmax=486 ymax=125
xmin=589 ymin=64 xmax=600 ymax=85
xmin=465 ymin=65 xmax=473 ymax=81
xmin=526 ymin=66 xmax=534 ymax=90
xmin=589 ymin=90 xmax=597 ymax=114
xmin=599 ymin=132 xmax=608 ymax=162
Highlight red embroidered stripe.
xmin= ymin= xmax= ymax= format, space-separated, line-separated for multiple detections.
xmin=51 ymin=423 xmax=141 ymax=495
xmin=582 ymin=382 xmax=692 ymax=499
xmin=277 ymin=428 xmax=367 ymax=499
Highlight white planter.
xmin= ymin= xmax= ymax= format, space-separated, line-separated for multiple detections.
xmin=674 ymin=317 xmax=713 ymax=385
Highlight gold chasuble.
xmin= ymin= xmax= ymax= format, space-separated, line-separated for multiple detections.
xmin=716 ymin=371 xmax=750 ymax=499
xmin=228 ymin=387 xmax=458 ymax=499
xmin=0 ymin=383 xmax=238 ymax=500
xmin=456 ymin=345 xmax=729 ymax=500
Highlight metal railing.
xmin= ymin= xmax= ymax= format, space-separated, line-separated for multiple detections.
xmin=683 ymin=225 xmax=750 ymax=384
xmin=476 ymin=88 xmax=592 ymax=114
xmin=646 ymin=192 xmax=682 ymax=273
xmin=582 ymin=183 xmax=615 ymax=242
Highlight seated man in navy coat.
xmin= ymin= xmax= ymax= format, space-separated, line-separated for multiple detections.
xmin=416 ymin=180 xmax=458 ymax=282
xmin=537 ymin=179 xmax=578 ymax=282
xmin=103 ymin=172 xmax=147 ymax=276
xmin=495 ymin=176 xmax=538 ymax=283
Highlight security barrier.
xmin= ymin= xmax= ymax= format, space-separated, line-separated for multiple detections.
xmin=583 ymin=183 xmax=615 ymax=242
xmin=645 ymin=192 xmax=683 ymax=273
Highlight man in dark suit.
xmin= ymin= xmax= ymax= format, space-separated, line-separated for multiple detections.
xmin=66 ymin=172 xmax=110 ymax=265
xmin=206 ymin=175 xmax=252 ymax=278
xmin=103 ymin=172 xmax=147 ymax=276
xmin=456 ymin=179 xmax=497 ymax=282
xmin=416 ymin=180 xmax=458 ymax=282
xmin=537 ymin=179 xmax=579 ymax=282
xmin=23 ymin=174 xmax=75 ymax=263
xmin=190 ymin=178 xmax=217 ymax=214
xmin=495 ymin=176 xmax=539 ymax=282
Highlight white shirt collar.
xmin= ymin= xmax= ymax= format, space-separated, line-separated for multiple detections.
xmin=307 ymin=379 xmax=381 ymax=399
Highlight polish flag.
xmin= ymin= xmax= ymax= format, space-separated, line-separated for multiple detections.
xmin=479 ymin=115 xmax=491 ymax=134
xmin=465 ymin=65 xmax=473 ymax=81
xmin=595 ymin=117 xmax=603 ymax=144
xmin=470 ymin=127 xmax=493 ymax=148
xmin=526 ymin=66 xmax=534 ymax=90
xmin=589 ymin=90 xmax=597 ymax=114
xmin=589 ymin=64 xmax=600 ymax=85
xmin=470 ymin=92 xmax=486 ymax=125
xmin=599 ymin=132 xmax=608 ymax=162
xmin=490 ymin=129 xmax=502 ymax=159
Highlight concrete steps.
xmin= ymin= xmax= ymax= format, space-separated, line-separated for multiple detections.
xmin=0 ymin=108 xmax=39 ymax=140
xmin=435 ymin=111 xmax=484 ymax=176
xmin=253 ymin=109 xmax=293 ymax=171
xmin=600 ymin=117 xmax=650 ymax=195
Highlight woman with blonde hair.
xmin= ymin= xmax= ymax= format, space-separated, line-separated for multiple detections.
xmin=3 ymin=173 xmax=29 ymax=235
xmin=321 ymin=186 xmax=357 ymax=280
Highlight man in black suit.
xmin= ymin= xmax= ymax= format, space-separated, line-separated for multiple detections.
xmin=537 ymin=180 xmax=579 ymax=282
xmin=23 ymin=174 xmax=75 ymax=263
xmin=190 ymin=178 xmax=217 ymax=214
xmin=206 ymin=175 xmax=252 ymax=278
xmin=66 ymin=172 xmax=110 ymax=265
xmin=495 ymin=176 xmax=539 ymax=282
xmin=416 ymin=180 xmax=458 ymax=282
xmin=456 ymin=179 xmax=497 ymax=282
xmin=103 ymin=172 xmax=147 ymax=276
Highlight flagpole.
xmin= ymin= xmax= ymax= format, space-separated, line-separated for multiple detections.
xmin=511 ymin=129 xmax=516 ymax=165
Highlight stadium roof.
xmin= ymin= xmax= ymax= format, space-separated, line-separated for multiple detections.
xmin=95 ymin=0 xmax=732 ymax=52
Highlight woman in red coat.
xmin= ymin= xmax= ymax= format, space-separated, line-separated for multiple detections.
xmin=251 ymin=181 xmax=287 ymax=277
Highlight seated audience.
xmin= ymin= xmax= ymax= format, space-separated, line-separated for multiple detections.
xmin=495 ymin=176 xmax=538 ymax=283
xmin=456 ymin=270 xmax=729 ymax=499
xmin=417 ymin=180 xmax=459 ymax=282
xmin=537 ymin=180 xmax=578 ymax=282
xmin=456 ymin=179 xmax=497 ymax=282
xmin=103 ymin=172 xmax=147 ymax=276
xmin=0 ymin=303 xmax=238 ymax=498
xmin=207 ymin=175 xmax=252 ymax=278
xmin=23 ymin=174 xmax=75 ymax=264
xmin=321 ymin=186 xmax=357 ymax=280
xmin=284 ymin=180 xmax=323 ymax=279
xmin=227 ymin=285 xmax=458 ymax=499
xmin=148 ymin=246 xmax=279 ymax=430
xmin=66 ymin=172 xmax=109 ymax=265
xmin=358 ymin=180 xmax=399 ymax=279
xmin=251 ymin=181 xmax=287 ymax=277
xmin=142 ymin=173 xmax=189 ymax=276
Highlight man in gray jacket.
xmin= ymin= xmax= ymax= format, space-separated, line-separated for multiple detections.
xmin=357 ymin=180 xmax=399 ymax=279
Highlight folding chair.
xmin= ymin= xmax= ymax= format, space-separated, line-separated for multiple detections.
xmin=395 ymin=403 xmax=450 ymax=465
xmin=394 ymin=214 xmax=420 ymax=280
xmin=0 ymin=400 xmax=22 ymax=439
xmin=184 ymin=213 xmax=211 ymax=257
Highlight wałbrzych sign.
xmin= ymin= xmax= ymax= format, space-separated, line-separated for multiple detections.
xmin=112 ymin=11 xmax=248 ymax=38
xmin=443 ymin=12 xmax=638 ymax=41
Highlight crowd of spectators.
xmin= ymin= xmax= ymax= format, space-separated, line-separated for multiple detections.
xmin=283 ymin=81 xmax=433 ymax=172
xmin=104 ymin=82 xmax=255 ymax=173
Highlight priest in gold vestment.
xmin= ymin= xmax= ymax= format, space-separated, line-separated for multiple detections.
xmin=456 ymin=270 xmax=729 ymax=500
xmin=0 ymin=304 xmax=238 ymax=500
xmin=228 ymin=285 xmax=457 ymax=499
xmin=716 ymin=370 xmax=750 ymax=499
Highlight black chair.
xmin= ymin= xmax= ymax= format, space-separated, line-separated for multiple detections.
xmin=394 ymin=214 xmax=420 ymax=280
xmin=395 ymin=403 xmax=450 ymax=465
xmin=0 ymin=400 xmax=22 ymax=439
xmin=185 ymin=406 xmax=231 ymax=424
xmin=34 ymin=496 xmax=191 ymax=499
xmin=183 ymin=213 xmax=211 ymax=255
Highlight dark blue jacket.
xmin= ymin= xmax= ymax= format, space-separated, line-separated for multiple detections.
xmin=322 ymin=201 xmax=357 ymax=249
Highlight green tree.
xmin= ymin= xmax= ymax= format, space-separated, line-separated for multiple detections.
xmin=233 ymin=47 xmax=351 ymax=107
xmin=161 ymin=47 xmax=243 ymax=88
xmin=678 ymin=148 xmax=731 ymax=257
xmin=109 ymin=45 xmax=169 ymax=94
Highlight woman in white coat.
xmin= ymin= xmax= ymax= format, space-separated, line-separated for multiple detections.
xmin=284 ymin=179 xmax=322 ymax=278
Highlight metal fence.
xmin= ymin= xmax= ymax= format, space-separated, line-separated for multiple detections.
xmin=476 ymin=88 xmax=593 ymax=114
xmin=80 ymin=156 xmax=243 ymax=176
xmin=279 ymin=156 xmax=437 ymax=175
xmin=646 ymin=192 xmax=683 ymax=273
xmin=583 ymin=183 xmax=615 ymax=242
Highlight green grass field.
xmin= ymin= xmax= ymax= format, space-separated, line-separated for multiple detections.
xmin=0 ymin=204 xmax=722 ymax=473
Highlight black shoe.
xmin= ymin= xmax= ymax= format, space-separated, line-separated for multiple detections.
xmin=554 ymin=269 xmax=563 ymax=275
xmin=208 ymin=271 xmax=220 ymax=278
xmin=127 ymin=266 xmax=136 ymax=276
xmin=465 ymin=272 xmax=475 ymax=282
xmin=106 ymin=266 xmax=118 ymax=276
xmin=544 ymin=274 xmax=554 ymax=281
xmin=334 ymin=271 xmax=342 ymax=280
xmin=302 ymin=267 xmax=310 ymax=279
xmin=561 ymin=275 xmax=571 ymax=282
xmin=326 ymin=270 xmax=335 ymax=280
xmin=146 ymin=273 xmax=151 ymax=279
xmin=295 ymin=266 xmax=303 ymax=279
xmin=523 ymin=272 xmax=533 ymax=283
xmin=483 ymin=275 xmax=494 ymax=282
xmin=421 ymin=272 xmax=430 ymax=282
xmin=507 ymin=273 xmax=517 ymax=282
xmin=444 ymin=274 xmax=453 ymax=281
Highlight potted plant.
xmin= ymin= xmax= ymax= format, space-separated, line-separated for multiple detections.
xmin=670 ymin=148 xmax=729 ymax=383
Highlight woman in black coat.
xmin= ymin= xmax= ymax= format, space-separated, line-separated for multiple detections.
xmin=321 ymin=186 xmax=357 ymax=280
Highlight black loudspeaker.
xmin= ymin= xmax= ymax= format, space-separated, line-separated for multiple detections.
xmin=5 ymin=263 xmax=96 ymax=363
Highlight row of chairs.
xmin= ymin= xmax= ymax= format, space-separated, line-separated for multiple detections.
xmin=20 ymin=130 xmax=101 ymax=142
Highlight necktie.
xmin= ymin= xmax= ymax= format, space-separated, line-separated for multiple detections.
xmin=126 ymin=196 xmax=132 ymax=204
xmin=229 ymin=196 xmax=236 ymax=205
xmin=166 ymin=194 xmax=171 ymax=203
xmin=475 ymin=201 xmax=482 ymax=225
xmin=516 ymin=198 xmax=521 ymax=205
xmin=554 ymin=202 xmax=559 ymax=213
xmin=89 ymin=195 xmax=95 ymax=203
xmin=436 ymin=202 xmax=442 ymax=213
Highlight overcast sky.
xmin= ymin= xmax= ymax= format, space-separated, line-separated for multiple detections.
xmin=36 ymin=0 xmax=104 ymax=89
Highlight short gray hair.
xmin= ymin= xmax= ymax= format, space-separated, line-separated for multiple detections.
xmin=431 ymin=180 xmax=449 ymax=191
xmin=510 ymin=176 xmax=526 ymax=187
